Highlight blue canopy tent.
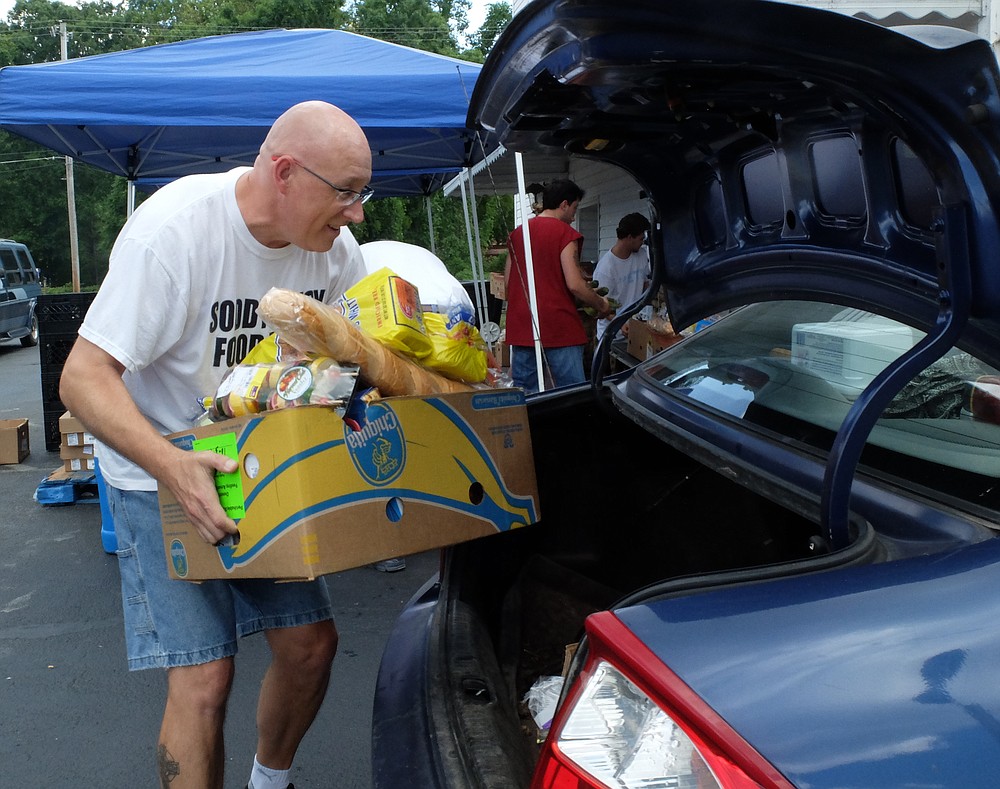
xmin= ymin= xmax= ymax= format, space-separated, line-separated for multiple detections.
xmin=0 ymin=28 xmax=500 ymax=323
xmin=0 ymin=28 xmax=486 ymax=199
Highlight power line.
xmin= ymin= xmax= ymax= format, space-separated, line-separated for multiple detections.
xmin=0 ymin=160 xmax=67 ymax=176
xmin=0 ymin=154 xmax=63 ymax=165
xmin=0 ymin=20 xmax=508 ymax=44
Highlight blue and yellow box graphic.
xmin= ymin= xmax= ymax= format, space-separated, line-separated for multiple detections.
xmin=159 ymin=390 xmax=539 ymax=581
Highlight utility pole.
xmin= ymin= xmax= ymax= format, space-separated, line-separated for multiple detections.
xmin=54 ymin=21 xmax=81 ymax=292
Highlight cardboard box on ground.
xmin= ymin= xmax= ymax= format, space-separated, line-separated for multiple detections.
xmin=59 ymin=411 xmax=96 ymax=472
xmin=34 ymin=411 xmax=99 ymax=500
xmin=0 ymin=418 xmax=29 ymax=464
xmin=626 ymin=317 xmax=682 ymax=361
xmin=159 ymin=389 xmax=540 ymax=582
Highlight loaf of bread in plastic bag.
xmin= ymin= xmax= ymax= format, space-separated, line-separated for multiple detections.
xmin=257 ymin=287 xmax=473 ymax=397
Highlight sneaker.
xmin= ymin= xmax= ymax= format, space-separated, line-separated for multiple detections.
xmin=247 ymin=784 xmax=294 ymax=789
xmin=373 ymin=557 xmax=406 ymax=573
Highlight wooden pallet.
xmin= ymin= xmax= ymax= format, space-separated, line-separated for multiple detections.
xmin=34 ymin=467 xmax=100 ymax=506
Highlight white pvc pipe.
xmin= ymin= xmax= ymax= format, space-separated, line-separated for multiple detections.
xmin=514 ymin=151 xmax=545 ymax=392
xmin=458 ymin=176 xmax=487 ymax=328
xmin=466 ymin=174 xmax=490 ymax=329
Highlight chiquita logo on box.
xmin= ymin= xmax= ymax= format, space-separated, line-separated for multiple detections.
xmin=344 ymin=402 xmax=406 ymax=486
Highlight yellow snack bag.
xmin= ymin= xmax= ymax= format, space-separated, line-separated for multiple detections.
xmin=240 ymin=333 xmax=308 ymax=366
xmin=241 ymin=333 xmax=281 ymax=365
xmin=423 ymin=311 xmax=488 ymax=383
xmin=337 ymin=267 xmax=432 ymax=360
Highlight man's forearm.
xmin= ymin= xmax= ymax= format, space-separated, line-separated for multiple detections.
xmin=59 ymin=337 xmax=180 ymax=483
xmin=60 ymin=336 xmax=239 ymax=543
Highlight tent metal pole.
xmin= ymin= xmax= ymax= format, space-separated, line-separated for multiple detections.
xmin=127 ymin=180 xmax=136 ymax=217
xmin=458 ymin=176 xmax=487 ymax=328
xmin=425 ymin=195 xmax=436 ymax=254
xmin=514 ymin=151 xmax=545 ymax=392
xmin=466 ymin=173 xmax=490 ymax=330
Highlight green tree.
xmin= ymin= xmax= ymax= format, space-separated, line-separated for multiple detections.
xmin=349 ymin=0 xmax=459 ymax=55
xmin=0 ymin=135 xmax=70 ymax=282
xmin=178 ymin=0 xmax=350 ymax=32
xmin=465 ymin=1 xmax=509 ymax=58
xmin=353 ymin=191 xmax=512 ymax=280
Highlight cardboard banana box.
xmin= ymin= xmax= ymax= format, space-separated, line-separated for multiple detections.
xmin=159 ymin=389 xmax=539 ymax=581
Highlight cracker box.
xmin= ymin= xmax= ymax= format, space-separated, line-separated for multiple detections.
xmin=159 ymin=390 xmax=540 ymax=581
xmin=0 ymin=418 xmax=29 ymax=464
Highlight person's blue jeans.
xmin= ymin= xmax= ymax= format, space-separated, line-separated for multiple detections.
xmin=108 ymin=487 xmax=333 ymax=671
xmin=510 ymin=344 xmax=585 ymax=393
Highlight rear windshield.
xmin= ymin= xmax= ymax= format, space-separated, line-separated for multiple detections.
xmin=642 ymin=301 xmax=1000 ymax=516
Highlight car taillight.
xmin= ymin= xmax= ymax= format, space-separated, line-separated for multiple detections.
xmin=532 ymin=611 xmax=794 ymax=789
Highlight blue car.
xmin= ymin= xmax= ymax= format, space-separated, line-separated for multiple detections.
xmin=0 ymin=240 xmax=40 ymax=347
xmin=372 ymin=2 xmax=1000 ymax=787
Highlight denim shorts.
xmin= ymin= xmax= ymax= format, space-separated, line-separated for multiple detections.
xmin=511 ymin=344 xmax=585 ymax=393
xmin=107 ymin=487 xmax=334 ymax=671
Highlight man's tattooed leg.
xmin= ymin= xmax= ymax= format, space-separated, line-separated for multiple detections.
xmin=157 ymin=744 xmax=180 ymax=786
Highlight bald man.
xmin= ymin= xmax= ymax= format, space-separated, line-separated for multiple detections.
xmin=60 ymin=101 xmax=372 ymax=789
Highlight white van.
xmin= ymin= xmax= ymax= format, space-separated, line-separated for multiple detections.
xmin=0 ymin=240 xmax=41 ymax=347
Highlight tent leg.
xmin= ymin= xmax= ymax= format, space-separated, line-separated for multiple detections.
xmin=425 ymin=195 xmax=436 ymax=255
xmin=514 ymin=152 xmax=545 ymax=392
xmin=459 ymin=176 xmax=487 ymax=328
xmin=466 ymin=174 xmax=490 ymax=331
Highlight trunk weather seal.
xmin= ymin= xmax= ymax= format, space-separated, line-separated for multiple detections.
xmin=822 ymin=203 xmax=971 ymax=549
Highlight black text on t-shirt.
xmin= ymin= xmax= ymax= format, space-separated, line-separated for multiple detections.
xmin=209 ymin=290 xmax=327 ymax=368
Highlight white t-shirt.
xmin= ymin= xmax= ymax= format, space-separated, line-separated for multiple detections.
xmin=80 ymin=167 xmax=366 ymax=490
xmin=593 ymin=246 xmax=650 ymax=340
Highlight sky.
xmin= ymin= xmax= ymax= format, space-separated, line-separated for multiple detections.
xmin=467 ymin=0 xmax=494 ymax=31
xmin=0 ymin=1 xmax=496 ymax=31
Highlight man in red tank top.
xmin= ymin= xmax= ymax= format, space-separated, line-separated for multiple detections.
xmin=505 ymin=180 xmax=612 ymax=392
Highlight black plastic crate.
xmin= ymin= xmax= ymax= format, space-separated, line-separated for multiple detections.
xmin=35 ymin=292 xmax=97 ymax=321
xmin=39 ymin=334 xmax=78 ymax=367
xmin=40 ymin=370 xmax=63 ymax=405
xmin=42 ymin=406 xmax=65 ymax=452
xmin=38 ymin=321 xmax=80 ymax=340
xmin=38 ymin=321 xmax=84 ymax=338
xmin=36 ymin=292 xmax=96 ymax=337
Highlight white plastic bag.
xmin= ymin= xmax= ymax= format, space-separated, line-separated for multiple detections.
xmin=522 ymin=675 xmax=564 ymax=732
xmin=360 ymin=240 xmax=474 ymax=315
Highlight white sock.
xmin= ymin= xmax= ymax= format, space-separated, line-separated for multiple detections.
xmin=249 ymin=755 xmax=291 ymax=789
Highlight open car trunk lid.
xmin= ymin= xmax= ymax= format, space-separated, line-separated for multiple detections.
xmin=469 ymin=0 xmax=1000 ymax=547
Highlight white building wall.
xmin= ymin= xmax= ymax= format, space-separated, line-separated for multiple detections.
xmin=568 ymin=159 xmax=651 ymax=265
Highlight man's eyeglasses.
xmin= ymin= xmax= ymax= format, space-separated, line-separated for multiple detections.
xmin=273 ymin=155 xmax=374 ymax=206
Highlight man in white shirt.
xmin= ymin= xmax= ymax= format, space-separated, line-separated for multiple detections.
xmin=60 ymin=101 xmax=371 ymax=789
xmin=593 ymin=212 xmax=652 ymax=342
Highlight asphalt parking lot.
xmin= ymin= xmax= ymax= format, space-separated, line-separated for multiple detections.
xmin=0 ymin=339 xmax=437 ymax=788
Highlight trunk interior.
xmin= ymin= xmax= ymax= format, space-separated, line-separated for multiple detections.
xmin=435 ymin=384 xmax=872 ymax=786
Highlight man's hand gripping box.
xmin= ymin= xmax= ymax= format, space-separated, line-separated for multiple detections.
xmin=159 ymin=390 xmax=540 ymax=581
